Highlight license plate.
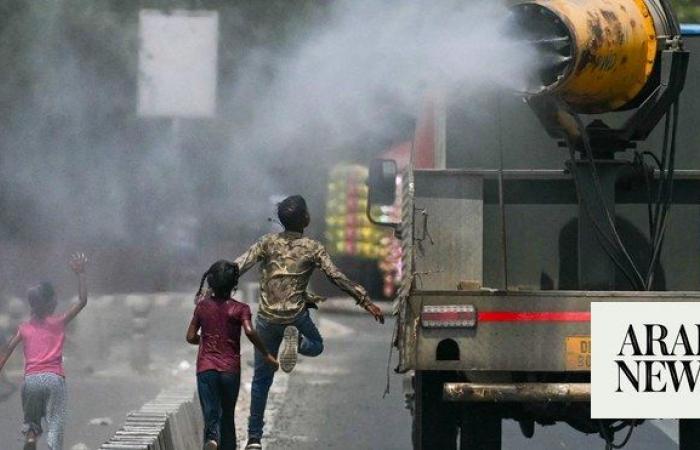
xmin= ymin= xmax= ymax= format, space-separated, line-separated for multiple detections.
xmin=565 ymin=336 xmax=591 ymax=370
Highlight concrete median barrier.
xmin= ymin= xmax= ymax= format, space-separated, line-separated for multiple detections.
xmin=101 ymin=384 xmax=202 ymax=450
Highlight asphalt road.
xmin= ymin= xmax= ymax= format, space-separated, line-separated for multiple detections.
xmin=0 ymin=297 xmax=682 ymax=450
xmin=262 ymin=310 xmax=681 ymax=450
xmin=0 ymin=371 xmax=162 ymax=450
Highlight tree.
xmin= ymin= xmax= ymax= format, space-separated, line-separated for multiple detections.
xmin=672 ymin=0 xmax=700 ymax=23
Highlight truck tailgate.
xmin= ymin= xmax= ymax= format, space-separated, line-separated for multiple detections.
xmin=411 ymin=290 xmax=700 ymax=372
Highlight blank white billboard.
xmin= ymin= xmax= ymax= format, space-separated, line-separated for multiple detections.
xmin=138 ymin=10 xmax=219 ymax=118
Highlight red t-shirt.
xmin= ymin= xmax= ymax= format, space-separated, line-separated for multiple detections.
xmin=192 ymin=297 xmax=251 ymax=374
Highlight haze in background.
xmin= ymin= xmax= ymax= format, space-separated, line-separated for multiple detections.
xmin=0 ymin=0 xmax=534 ymax=294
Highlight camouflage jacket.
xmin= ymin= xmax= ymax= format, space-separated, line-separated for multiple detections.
xmin=234 ymin=231 xmax=371 ymax=323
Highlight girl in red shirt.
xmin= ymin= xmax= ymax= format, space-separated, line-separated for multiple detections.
xmin=187 ymin=260 xmax=278 ymax=450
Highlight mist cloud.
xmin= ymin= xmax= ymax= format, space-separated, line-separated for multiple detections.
xmin=0 ymin=0 xmax=534 ymax=293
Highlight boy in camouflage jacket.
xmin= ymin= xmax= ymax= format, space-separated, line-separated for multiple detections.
xmin=236 ymin=195 xmax=384 ymax=449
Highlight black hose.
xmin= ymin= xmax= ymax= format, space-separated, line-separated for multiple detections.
xmin=634 ymin=152 xmax=654 ymax=251
xmin=566 ymin=144 xmax=643 ymax=289
xmin=655 ymin=101 xmax=679 ymax=247
xmin=651 ymin=110 xmax=672 ymax=242
xmin=563 ymin=97 xmax=681 ymax=292
xmin=574 ymin=115 xmax=646 ymax=289
xmin=646 ymin=101 xmax=680 ymax=289
xmin=641 ymin=151 xmax=663 ymax=172
xmin=599 ymin=421 xmax=637 ymax=450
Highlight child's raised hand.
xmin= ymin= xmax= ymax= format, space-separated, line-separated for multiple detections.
xmin=69 ymin=252 xmax=88 ymax=274
xmin=364 ymin=302 xmax=385 ymax=324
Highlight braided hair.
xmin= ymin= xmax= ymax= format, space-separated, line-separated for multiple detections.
xmin=196 ymin=260 xmax=240 ymax=300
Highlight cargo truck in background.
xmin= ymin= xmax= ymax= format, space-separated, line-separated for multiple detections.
xmin=324 ymin=163 xmax=402 ymax=299
xmin=367 ymin=1 xmax=700 ymax=448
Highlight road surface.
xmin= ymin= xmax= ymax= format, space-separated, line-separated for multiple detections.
xmin=0 ymin=370 xmax=162 ymax=449
xmin=261 ymin=308 xmax=680 ymax=450
xmin=0 ymin=296 xmax=681 ymax=450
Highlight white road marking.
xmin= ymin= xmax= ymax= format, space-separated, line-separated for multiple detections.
xmin=264 ymin=371 xmax=290 ymax=435
xmin=259 ymin=317 xmax=352 ymax=441
xmin=292 ymin=364 xmax=349 ymax=376
xmin=306 ymin=379 xmax=334 ymax=386
xmin=239 ymin=370 xmax=290 ymax=445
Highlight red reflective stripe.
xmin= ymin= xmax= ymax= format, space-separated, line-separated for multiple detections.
xmin=477 ymin=311 xmax=591 ymax=322
xmin=422 ymin=311 xmax=475 ymax=321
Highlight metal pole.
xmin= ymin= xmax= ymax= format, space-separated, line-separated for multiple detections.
xmin=497 ymin=94 xmax=509 ymax=290
xmin=443 ymin=382 xmax=591 ymax=402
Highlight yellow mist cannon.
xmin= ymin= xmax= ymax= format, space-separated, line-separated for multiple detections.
xmin=509 ymin=0 xmax=689 ymax=295
xmin=512 ymin=0 xmax=687 ymax=131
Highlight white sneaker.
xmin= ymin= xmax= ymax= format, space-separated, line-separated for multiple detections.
xmin=245 ymin=438 xmax=262 ymax=449
xmin=24 ymin=433 xmax=37 ymax=450
xmin=280 ymin=326 xmax=299 ymax=373
xmin=203 ymin=439 xmax=218 ymax=450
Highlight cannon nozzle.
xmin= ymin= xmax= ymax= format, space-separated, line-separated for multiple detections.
xmin=512 ymin=0 xmax=681 ymax=114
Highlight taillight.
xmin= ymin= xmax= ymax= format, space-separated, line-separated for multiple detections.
xmin=421 ymin=305 xmax=477 ymax=328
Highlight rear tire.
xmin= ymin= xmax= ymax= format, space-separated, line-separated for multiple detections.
xmin=679 ymin=419 xmax=700 ymax=450
xmin=460 ymin=404 xmax=502 ymax=450
xmin=412 ymin=371 xmax=459 ymax=450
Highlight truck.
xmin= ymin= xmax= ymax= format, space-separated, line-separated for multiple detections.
xmin=366 ymin=1 xmax=700 ymax=448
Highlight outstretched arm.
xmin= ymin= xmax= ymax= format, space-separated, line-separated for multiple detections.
xmin=186 ymin=315 xmax=200 ymax=345
xmin=315 ymin=246 xmax=385 ymax=323
xmin=0 ymin=332 xmax=21 ymax=373
xmin=243 ymin=319 xmax=279 ymax=371
xmin=233 ymin=239 xmax=265 ymax=277
xmin=63 ymin=253 xmax=88 ymax=325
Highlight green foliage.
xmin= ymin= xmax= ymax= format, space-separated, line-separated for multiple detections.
xmin=672 ymin=0 xmax=700 ymax=23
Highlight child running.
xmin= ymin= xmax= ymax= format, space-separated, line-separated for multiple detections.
xmin=0 ymin=252 xmax=88 ymax=450
xmin=186 ymin=260 xmax=279 ymax=450
xmin=233 ymin=195 xmax=384 ymax=450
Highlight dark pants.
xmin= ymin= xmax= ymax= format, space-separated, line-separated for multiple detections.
xmin=197 ymin=370 xmax=241 ymax=450
xmin=248 ymin=310 xmax=324 ymax=439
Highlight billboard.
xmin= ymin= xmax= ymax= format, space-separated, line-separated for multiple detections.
xmin=138 ymin=10 xmax=219 ymax=118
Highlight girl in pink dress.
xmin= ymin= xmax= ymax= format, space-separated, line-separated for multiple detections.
xmin=0 ymin=253 xmax=88 ymax=450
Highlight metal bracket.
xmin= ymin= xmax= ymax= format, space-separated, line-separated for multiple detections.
xmin=414 ymin=208 xmax=434 ymax=246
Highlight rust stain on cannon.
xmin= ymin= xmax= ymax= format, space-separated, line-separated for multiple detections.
xmin=577 ymin=12 xmax=604 ymax=74
xmin=601 ymin=9 xmax=618 ymax=22
xmin=512 ymin=0 xmax=660 ymax=112
xmin=601 ymin=9 xmax=625 ymax=45
xmin=578 ymin=49 xmax=594 ymax=74
xmin=577 ymin=9 xmax=626 ymax=75
xmin=588 ymin=11 xmax=605 ymax=44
